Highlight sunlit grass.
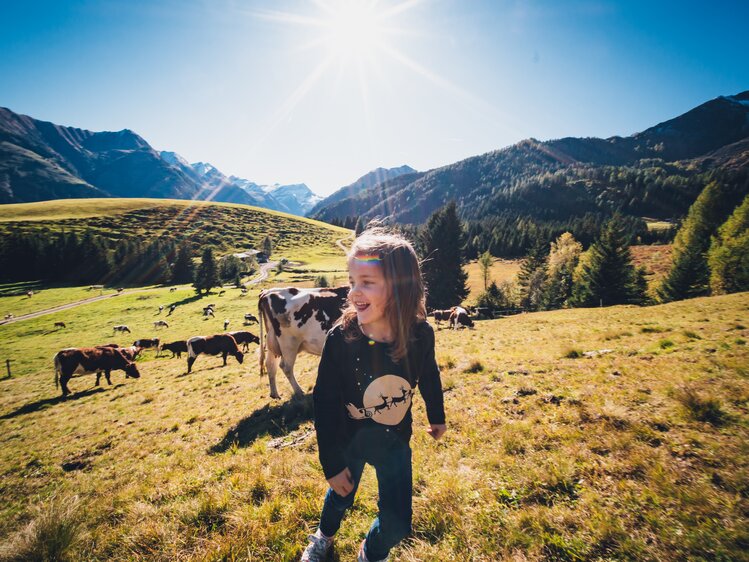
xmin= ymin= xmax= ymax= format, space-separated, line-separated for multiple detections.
xmin=1 ymin=290 xmax=747 ymax=559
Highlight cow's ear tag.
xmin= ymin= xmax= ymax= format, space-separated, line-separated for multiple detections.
xmin=368 ymin=339 xmax=375 ymax=346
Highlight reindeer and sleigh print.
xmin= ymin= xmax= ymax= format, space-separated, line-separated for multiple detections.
xmin=345 ymin=374 xmax=416 ymax=425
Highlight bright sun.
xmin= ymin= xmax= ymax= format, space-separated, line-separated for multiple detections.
xmin=322 ymin=2 xmax=385 ymax=62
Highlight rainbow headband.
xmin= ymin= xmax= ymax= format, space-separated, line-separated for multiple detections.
xmin=353 ymin=254 xmax=382 ymax=264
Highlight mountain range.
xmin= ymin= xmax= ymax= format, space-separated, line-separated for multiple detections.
xmin=0 ymin=108 xmax=326 ymax=216
xmin=2 ymin=91 xmax=748 ymax=225
xmin=310 ymin=91 xmax=749 ymax=224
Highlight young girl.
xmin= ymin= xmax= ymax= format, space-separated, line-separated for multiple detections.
xmin=302 ymin=228 xmax=447 ymax=562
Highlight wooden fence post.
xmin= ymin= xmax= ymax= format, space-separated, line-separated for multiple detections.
xmin=5 ymin=359 xmax=10 ymax=379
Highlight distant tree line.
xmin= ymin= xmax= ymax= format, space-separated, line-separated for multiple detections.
xmin=0 ymin=230 xmax=259 ymax=292
xmin=0 ymin=231 xmax=178 ymax=285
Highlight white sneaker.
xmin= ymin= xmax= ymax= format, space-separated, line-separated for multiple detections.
xmin=357 ymin=539 xmax=388 ymax=562
xmin=300 ymin=529 xmax=333 ymax=562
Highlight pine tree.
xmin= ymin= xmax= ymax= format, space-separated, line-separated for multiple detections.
xmin=658 ymin=180 xmax=744 ymax=302
xmin=171 ymin=244 xmax=194 ymax=284
xmin=420 ymin=201 xmax=469 ymax=310
xmin=193 ymin=247 xmax=220 ymax=295
xmin=262 ymin=235 xmax=273 ymax=259
xmin=355 ymin=217 xmax=365 ymax=236
xmin=517 ymin=237 xmax=548 ymax=311
xmin=708 ymin=194 xmax=749 ymax=294
xmin=570 ymin=216 xmax=645 ymax=307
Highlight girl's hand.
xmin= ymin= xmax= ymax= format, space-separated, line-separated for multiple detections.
xmin=327 ymin=467 xmax=355 ymax=497
xmin=427 ymin=423 xmax=447 ymax=440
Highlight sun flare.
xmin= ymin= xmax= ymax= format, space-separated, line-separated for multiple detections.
xmin=323 ymin=2 xmax=385 ymax=62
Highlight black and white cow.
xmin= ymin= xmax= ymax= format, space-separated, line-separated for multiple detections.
xmin=227 ymin=330 xmax=260 ymax=352
xmin=160 ymin=340 xmax=188 ymax=358
xmin=449 ymin=306 xmax=474 ymax=329
xmin=258 ymin=286 xmax=349 ymax=399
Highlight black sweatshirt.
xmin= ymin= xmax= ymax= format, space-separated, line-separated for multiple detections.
xmin=313 ymin=321 xmax=445 ymax=479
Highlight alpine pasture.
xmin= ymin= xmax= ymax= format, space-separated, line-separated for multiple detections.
xmin=0 ymin=202 xmax=747 ymax=561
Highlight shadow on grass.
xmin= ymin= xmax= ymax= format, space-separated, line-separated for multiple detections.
xmin=209 ymin=394 xmax=313 ymax=454
xmin=168 ymin=294 xmax=204 ymax=308
xmin=0 ymin=387 xmax=105 ymax=419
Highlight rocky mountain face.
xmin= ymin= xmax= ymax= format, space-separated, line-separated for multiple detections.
xmin=0 ymin=109 xmax=322 ymax=215
xmin=3 ymin=91 xmax=747 ymax=223
xmin=310 ymin=92 xmax=749 ymax=224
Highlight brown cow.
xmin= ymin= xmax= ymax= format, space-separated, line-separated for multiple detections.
xmin=227 ymin=330 xmax=260 ymax=352
xmin=186 ymin=334 xmax=244 ymax=373
xmin=54 ymin=346 xmax=140 ymax=396
xmin=258 ymin=286 xmax=349 ymax=399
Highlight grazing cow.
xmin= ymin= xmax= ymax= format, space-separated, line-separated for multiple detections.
xmin=258 ymin=286 xmax=349 ymax=399
xmin=203 ymin=305 xmax=215 ymax=317
xmin=243 ymin=313 xmax=258 ymax=325
xmin=54 ymin=321 xmax=66 ymax=329
xmin=169 ymin=287 xmax=177 ymax=292
xmin=227 ymin=330 xmax=260 ymax=352
xmin=474 ymin=307 xmax=494 ymax=320
xmin=186 ymin=334 xmax=244 ymax=373
xmin=160 ymin=340 xmax=188 ymax=358
xmin=218 ymin=290 xmax=226 ymax=296
xmin=223 ymin=319 xmax=230 ymax=331
xmin=116 ymin=287 xmax=124 ymax=294
xmin=4 ymin=314 xmax=13 ymax=320
xmin=153 ymin=320 xmax=169 ymax=329
xmin=133 ymin=338 xmax=160 ymax=356
xmin=95 ymin=343 xmax=140 ymax=374
xmin=449 ymin=306 xmax=474 ymax=329
xmin=431 ymin=309 xmax=454 ymax=327
xmin=54 ymin=346 xmax=140 ymax=396
xmin=167 ymin=304 xmax=177 ymax=316
xmin=113 ymin=325 xmax=131 ymax=334
xmin=158 ymin=305 xmax=164 ymax=314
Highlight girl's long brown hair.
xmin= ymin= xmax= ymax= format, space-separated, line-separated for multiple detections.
xmin=340 ymin=227 xmax=426 ymax=361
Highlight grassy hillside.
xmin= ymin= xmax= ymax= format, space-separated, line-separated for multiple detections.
xmin=0 ymin=198 xmax=352 ymax=269
xmin=0 ymin=290 xmax=747 ymax=561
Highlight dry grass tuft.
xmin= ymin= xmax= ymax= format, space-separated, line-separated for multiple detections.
xmin=463 ymin=360 xmax=485 ymax=373
xmin=0 ymin=495 xmax=83 ymax=562
xmin=674 ymin=386 xmax=728 ymax=426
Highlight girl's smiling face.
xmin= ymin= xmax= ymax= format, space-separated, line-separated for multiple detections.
xmin=348 ymin=255 xmax=392 ymax=341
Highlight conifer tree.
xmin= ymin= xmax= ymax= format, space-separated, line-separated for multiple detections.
xmin=517 ymin=237 xmax=548 ymax=311
xmin=570 ymin=216 xmax=645 ymax=307
xmin=171 ymin=244 xmax=194 ymax=284
xmin=658 ymin=180 xmax=743 ymax=302
xmin=262 ymin=235 xmax=273 ymax=258
xmin=355 ymin=217 xmax=366 ymax=236
xmin=708 ymin=194 xmax=749 ymax=294
xmin=193 ymin=247 xmax=220 ymax=295
xmin=420 ymin=201 xmax=469 ymax=310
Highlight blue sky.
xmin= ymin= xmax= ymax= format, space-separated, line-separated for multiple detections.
xmin=2 ymin=0 xmax=747 ymax=196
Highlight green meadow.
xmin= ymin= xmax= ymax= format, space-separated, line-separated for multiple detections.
xmin=0 ymin=279 xmax=747 ymax=560
xmin=0 ymin=198 xmax=352 ymax=271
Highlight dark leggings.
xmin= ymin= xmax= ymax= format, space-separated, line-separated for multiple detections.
xmin=318 ymin=441 xmax=412 ymax=561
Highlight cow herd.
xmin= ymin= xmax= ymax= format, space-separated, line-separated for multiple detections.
xmin=51 ymin=287 xmax=481 ymax=399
